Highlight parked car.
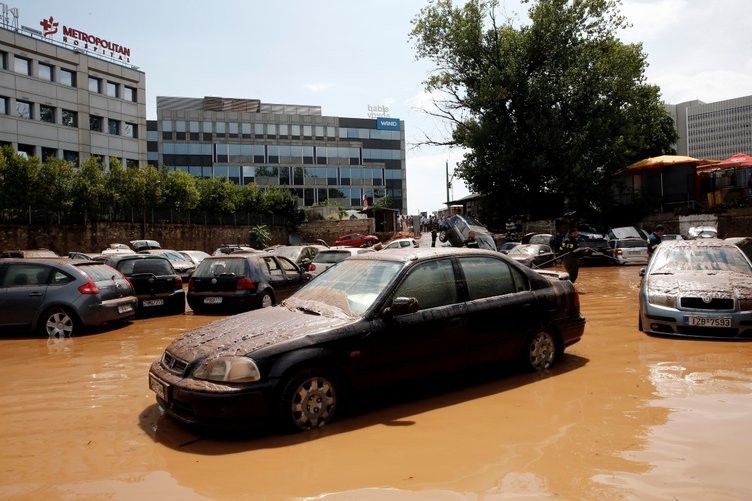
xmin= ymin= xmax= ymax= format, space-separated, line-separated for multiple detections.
xmin=638 ymin=239 xmax=752 ymax=339
xmin=726 ymin=236 xmax=752 ymax=262
xmin=130 ymin=239 xmax=161 ymax=251
xmin=264 ymin=244 xmax=327 ymax=271
xmin=687 ymin=226 xmax=718 ymax=239
xmin=67 ymin=252 xmax=100 ymax=260
xmin=507 ymin=244 xmax=556 ymax=268
xmin=100 ymin=243 xmax=136 ymax=257
xmin=187 ymin=253 xmax=308 ymax=313
xmin=438 ymin=214 xmax=496 ymax=251
xmin=100 ymin=254 xmax=185 ymax=316
xmin=497 ymin=241 xmax=520 ymax=254
xmin=606 ymin=238 xmax=648 ymax=265
xmin=381 ymin=238 xmax=419 ymax=250
xmin=138 ymin=249 xmax=195 ymax=280
xmin=149 ymin=247 xmax=586 ymax=432
xmin=211 ymin=244 xmax=258 ymax=256
xmin=0 ymin=249 xmax=59 ymax=258
xmin=577 ymin=232 xmax=611 ymax=266
xmin=179 ymin=250 xmax=210 ymax=266
xmin=0 ymin=258 xmax=137 ymax=337
xmin=334 ymin=233 xmax=380 ymax=248
xmin=306 ymin=247 xmax=376 ymax=279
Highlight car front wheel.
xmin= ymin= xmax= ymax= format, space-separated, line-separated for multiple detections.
xmin=278 ymin=369 xmax=339 ymax=432
xmin=40 ymin=306 xmax=77 ymax=337
xmin=525 ymin=330 xmax=557 ymax=371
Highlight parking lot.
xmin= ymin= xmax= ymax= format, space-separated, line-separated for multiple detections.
xmin=1 ymin=248 xmax=751 ymax=500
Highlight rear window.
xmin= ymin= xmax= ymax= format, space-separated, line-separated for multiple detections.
xmin=77 ymin=263 xmax=126 ymax=281
xmin=620 ymin=239 xmax=647 ymax=249
xmin=120 ymin=258 xmax=173 ymax=275
xmin=313 ymin=251 xmax=352 ymax=264
xmin=196 ymin=258 xmax=247 ymax=276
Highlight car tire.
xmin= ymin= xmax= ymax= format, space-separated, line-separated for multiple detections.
xmin=39 ymin=306 xmax=77 ymax=338
xmin=278 ymin=369 xmax=340 ymax=432
xmin=172 ymin=299 xmax=186 ymax=315
xmin=259 ymin=291 xmax=273 ymax=308
xmin=524 ymin=330 xmax=557 ymax=371
xmin=438 ymin=231 xmax=447 ymax=243
xmin=364 ymin=241 xmax=374 ymax=247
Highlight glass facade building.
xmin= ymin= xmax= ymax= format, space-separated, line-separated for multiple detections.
xmin=149 ymin=96 xmax=407 ymax=212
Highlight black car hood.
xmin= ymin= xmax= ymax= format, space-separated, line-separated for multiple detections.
xmin=165 ymin=301 xmax=355 ymax=363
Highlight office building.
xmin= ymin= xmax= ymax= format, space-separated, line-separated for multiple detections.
xmin=0 ymin=7 xmax=146 ymax=168
xmin=149 ymin=96 xmax=407 ymax=212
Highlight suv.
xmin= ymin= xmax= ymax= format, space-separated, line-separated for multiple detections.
xmin=101 ymin=254 xmax=185 ymax=316
xmin=438 ymin=214 xmax=497 ymax=251
xmin=0 ymin=258 xmax=137 ymax=337
xmin=187 ymin=253 xmax=308 ymax=313
xmin=606 ymin=226 xmax=649 ymax=265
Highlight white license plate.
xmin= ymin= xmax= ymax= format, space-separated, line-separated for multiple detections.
xmin=143 ymin=299 xmax=164 ymax=307
xmin=118 ymin=304 xmax=134 ymax=314
xmin=688 ymin=316 xmax=731 ymax=327
xmin=149 ymin=375 xmax=167 ymax=401
xmin=204 ymin=297 xmax=223 ymax=304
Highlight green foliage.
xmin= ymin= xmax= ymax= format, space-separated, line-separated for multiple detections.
xmin=410 ymin=0 xmax=678 ymax=220
xmin=248 ymin=224 xmax=272 ymax=248
xmin=262 ymin=186 xmax=298 ymax=217
xmin=197 ymin=177 xmax=239 ymax=214
xmin=71 ymin=156 xmax=107 ymax=215
xmin=162 ymin=169 xmax=200 ymax=211
xmin=374 ymin=195 xmax=394 ymax=209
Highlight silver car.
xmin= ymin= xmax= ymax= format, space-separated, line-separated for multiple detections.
xmin=0 ymin=258 xmax=137 ymax=337
xmin=306 ymin=247 xmax=375 ymax=278
xmin=638 ymin=239 xmax=752 ymax=339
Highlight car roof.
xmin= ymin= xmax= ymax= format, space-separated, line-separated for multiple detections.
xmin=346 ymin=246 xmax=501 ymax=264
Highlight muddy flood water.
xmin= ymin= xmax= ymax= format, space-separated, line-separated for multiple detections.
xmin=1 ymin=262 xmax=751 ymax=501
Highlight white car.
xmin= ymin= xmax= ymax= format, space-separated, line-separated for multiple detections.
xmin=382 ymin=238 xmax=419 ymax=250
xmin=306 ymin=247 xmax=375 ymax=278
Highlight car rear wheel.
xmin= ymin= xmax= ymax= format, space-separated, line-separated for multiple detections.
xmin=525 ymin=330 xmax=557 ymax=371
xmin=278 ymin=369 xmax=339 ymax=432
xmin=438 ymin=231 xmax=447 ymax=242
xmin=40 ymin=307 xmax=77 ymax=337
xmin=259 ymin=291 xmax=273 ymax=308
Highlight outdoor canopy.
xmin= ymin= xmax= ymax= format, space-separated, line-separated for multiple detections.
xmin=625 ymin=155 xmax=716 ymax=173
xmin=696 ymin=153 xmax=752 ymax=173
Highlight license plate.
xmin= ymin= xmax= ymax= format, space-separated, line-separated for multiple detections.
xmin=149 ymin=375 xmax=168 ymax=401
xmin=688 ymin=316 xmax=731 ymax=327
xmin=143 ymin=298 xmax=164 ymax=307
xmin=204 ymin=297 xmax=223 ymax=304
xmin=118 ymin=304 xmax=134 ymax=314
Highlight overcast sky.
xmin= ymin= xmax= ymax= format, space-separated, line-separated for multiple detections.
xmin=18 ymin=0 xmax=752 ymax=214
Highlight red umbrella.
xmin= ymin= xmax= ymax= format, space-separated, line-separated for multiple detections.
xmin=696 ymin=153 xmax=752 ymax=172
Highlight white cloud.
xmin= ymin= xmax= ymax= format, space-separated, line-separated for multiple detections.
xmin=304 ymin=83 xmax=333 ymax=93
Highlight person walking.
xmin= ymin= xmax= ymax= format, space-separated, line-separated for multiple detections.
xmin=647 ymin=224 xmax=666 ymax=258
xmin=559 ymin=227 xmax=585 ymax=283
xmin=463 ymin=230 xmax=479 ymax=248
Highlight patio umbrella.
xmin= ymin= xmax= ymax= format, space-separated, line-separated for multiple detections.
xmin=696 ymin=153 xmax=752 ymax=173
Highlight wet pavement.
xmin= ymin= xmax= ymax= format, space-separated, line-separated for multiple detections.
xmin=1 ymin=235 xmax=751 ymax=500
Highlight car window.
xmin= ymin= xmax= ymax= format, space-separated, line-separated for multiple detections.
xmin=651 ymin=246 xmax=752 ymax=274
xmin=263 ymin=256 xmax=283 ymax=277
xmin=393 ymin=259 xmax=457 ymax=310
xmin=77 ymin=264 xmax=124 ymax=282
xmin=198 ymin=259 xmax=245 ymax=276
xmin=276 ymin=256 xmax=300 ymax=273
xmin=2 ymin=263 xmax=50 ymax=286
xmin=459 ymin=256 xmax=526 ymax=299
xmin=129 ymin=259 xmax=172 ymax=275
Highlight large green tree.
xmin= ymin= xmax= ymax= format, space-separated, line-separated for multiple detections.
xmin=410 ymin=0 xmax=677 ymax=222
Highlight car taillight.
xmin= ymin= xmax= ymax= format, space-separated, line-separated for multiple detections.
xmin=188 ymin=277 xmax=195 ymax=291
xmin=237 ymin=277 xmax=255 ymax=290
xmin=615 ymin=249 xmax=623 ymax=255
xmin=78 ymin=279 xmax=99 ymax=295
xmin=573 ymin=288 xmax=581 ymax=311
xmin=175 ymin=276 xmax=183 ymax=288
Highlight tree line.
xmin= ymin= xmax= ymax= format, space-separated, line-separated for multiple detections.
xmin=0 ymin=146 xmax=300 ymax=225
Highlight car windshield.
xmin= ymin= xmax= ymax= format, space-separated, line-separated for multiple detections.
xmin=510 ymin=246 xmax=537 ymax=256
xmin=650 ymin=246 xmax=752 ymax=274
xmin=287 ymin=259 xmax=403 ymax=317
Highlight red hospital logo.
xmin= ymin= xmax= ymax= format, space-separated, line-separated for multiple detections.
xmin=40 ymin=16 xmax=59 ymax=36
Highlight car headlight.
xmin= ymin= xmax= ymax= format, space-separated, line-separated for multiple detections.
xmin=193 ymin=356 xmax=261 ymax=383
xmin=647 ymin=293 xmax=675 ymax=308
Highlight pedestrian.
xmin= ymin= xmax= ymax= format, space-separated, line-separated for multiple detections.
xmin=431 ymin=227 xmax=438 ymax=247
xmin=464 ymin=230 xmax=479 ymax=248
xmin=559 ymin=227 xmax=586 ymax=283
xmin=647 ymin=224 xmax=666 ymax=258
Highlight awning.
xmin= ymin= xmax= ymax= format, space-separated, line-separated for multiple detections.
xmin=696 ymin=153 xmax=752 ymax=173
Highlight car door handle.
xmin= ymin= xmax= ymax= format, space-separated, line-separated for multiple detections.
xmin=29 ymin=292 xmax=44 ymax=297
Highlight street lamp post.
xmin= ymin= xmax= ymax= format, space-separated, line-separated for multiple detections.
xmin=445 ymin=160 xmax=455 ymax=209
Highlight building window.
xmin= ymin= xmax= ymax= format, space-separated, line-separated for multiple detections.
xmin=108 ymin=119 xmax=120 ymax=135
xmin=123 ymin=122 xmax=137 ymax=138
xmin=0 ymin=96 xmax=8 ymax=115
xmin=0 ymin=51 xmax=6 ymax=70
xmin=15 ymin=100 xmax=32 ymax=119
xmin=42 ymin=147 xmax=57 ymax=161
xmin=59 ymin=68 xmax=75 ymax=87
xmin=14 ymin=56 xmax=31 ymax=75
xmin=123 ymin=85 xmax=136 ymax=102
xmin=62 ymin=109 xmax=78 ymax=127
xmin=106 ymin=81 xmax=118 ymax=98
xmin=40 ymin=105 xmax=55 ymax=123
xmin=63 ymin=150 xmax=79 ymax=166
xmin=90 ymin=115 xmax=103 ymax=132
xmin=88 ymin=76 xmax=101 ymax=93
xmin=126 ymin=159 xmax=138 ymax=168
xmin=38 ymin=63 xmax=53 ymax=81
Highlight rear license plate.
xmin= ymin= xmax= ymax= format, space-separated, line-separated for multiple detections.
xmin=688 ymin=316 xmax=731 ymax=327
xmin=149 ymin=375 xmax=168 ymax=401
xmin=118 ymin=304 xmax=134 ymax=314
xmin=204 ymin=297 xmax=223 ymax=304
xmin=143 ymin=299 xmax=164 ymax=307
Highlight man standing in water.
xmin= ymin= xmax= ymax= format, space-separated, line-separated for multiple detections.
xmin=559 ymin=227 xmax=587 ymax=283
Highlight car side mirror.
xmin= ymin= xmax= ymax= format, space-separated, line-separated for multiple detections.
xmin=383 ymin=296 xmax=419 ymax=317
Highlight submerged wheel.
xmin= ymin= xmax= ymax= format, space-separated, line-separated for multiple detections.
xmin=438 ymin=231 xmax=448 ymax=243
xmin=525 ymin=330 xmax=557 ymax=371
xmin=259 ymin=291 xmax=273 ymax=308
xmin=279 ymin=369 xmax=339 ymax=432
xmin=40 ymin=307 xmax=76 ymax=338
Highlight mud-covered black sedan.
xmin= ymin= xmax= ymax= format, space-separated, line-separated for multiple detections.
xmin=149 ymin=247 xmax=586 ymax=432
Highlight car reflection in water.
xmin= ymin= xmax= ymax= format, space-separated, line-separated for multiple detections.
xmin=149 ymin=247 xmax=586 ymax=433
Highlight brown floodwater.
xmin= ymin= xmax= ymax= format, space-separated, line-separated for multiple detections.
xmin=1 ymin=263 xmax=751 ymax=500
